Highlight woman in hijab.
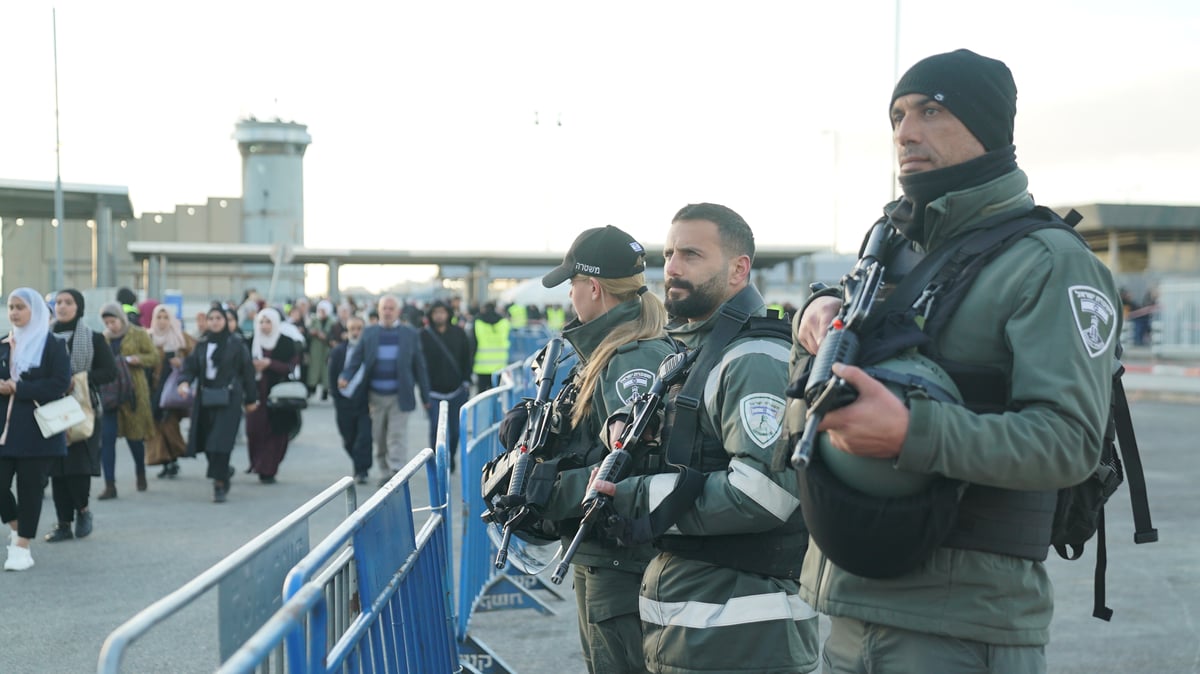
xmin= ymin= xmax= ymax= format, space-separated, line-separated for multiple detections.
xmin=1 ymin=287 xmax=71 ymax=571
xmin=306 ymin=300 xmax=337 ymax=400
xmin=177 ymin=307 xmax=257 ymax=503
xmin=147 ymin=304 xmax=196 ymax=479
xmin=44 ymin=289 xmax=116 ymax=543
xmin=98 ymin=302 xmax=160 ymax=499
xmin=246 ymin=308 xmax=302 ymax=483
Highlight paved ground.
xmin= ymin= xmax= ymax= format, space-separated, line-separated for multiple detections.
xmin=0 ymin=347 xmax=1196 ymax=673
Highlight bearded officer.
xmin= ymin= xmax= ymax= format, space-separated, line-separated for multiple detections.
xmin=591 ymin=203 xmax=819 ymax=674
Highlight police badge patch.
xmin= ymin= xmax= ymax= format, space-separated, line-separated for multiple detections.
xmin=615 ymin=369 xmax=654 ymax=405
xmin=1068 ymin=285 xmax=1117 ymax=358
xmin=739 ymin=393 xmax=786 ymax=449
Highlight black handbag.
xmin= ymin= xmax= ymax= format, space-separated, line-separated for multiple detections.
xmin=200 ymin=386 xmax=231 ymax=408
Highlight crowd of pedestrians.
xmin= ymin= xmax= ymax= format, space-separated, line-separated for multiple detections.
xmin=0 ymin=282 xmax=561 ymax=571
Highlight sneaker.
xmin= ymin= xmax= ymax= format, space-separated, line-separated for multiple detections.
xmin=157 ymin=464 xmax=172 ymax=479
xmin=43 ymin=524 xmax=74 ymax=543
xmin=167 ymin=461 xmax=180 ymax=479
xmin=213 ymin=484 xmax=227 ymax=503
xmin=354 ymin=473 xmax=369 ymax=485
xmin=74 ymin=510 xmax=93 ymax=539
xmin=4 ymin=545 xmax=34 ymax=571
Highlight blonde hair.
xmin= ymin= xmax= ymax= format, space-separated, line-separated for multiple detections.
xmin=571 ymin=273 xmax=668 ymax=429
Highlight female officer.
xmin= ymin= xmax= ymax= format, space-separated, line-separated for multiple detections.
xmin=511 ymin=226 xmax=676 ymax=673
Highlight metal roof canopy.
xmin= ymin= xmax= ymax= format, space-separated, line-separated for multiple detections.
xmin=127 ymin=241 xmax=824 ymax=269
xmin=0 ymin=178 xmax=135 ymax=220
xmin=1061 ymin=203 xmax=1200 ymax=233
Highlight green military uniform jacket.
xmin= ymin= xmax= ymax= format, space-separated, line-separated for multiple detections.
xmin=612 ymin=287 xmax=819 ymax=674
xmin=541 ymin=299 xmax=676 ymax=622
xmin=798 ymin=168 xmax=1121 ymax=646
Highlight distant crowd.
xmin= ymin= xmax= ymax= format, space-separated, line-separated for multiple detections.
xmin=0 ymin=282 xmax=575 ymax=572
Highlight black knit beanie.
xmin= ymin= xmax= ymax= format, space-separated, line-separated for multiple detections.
xmin=891 ymin=49 xmax=1017 ymax=152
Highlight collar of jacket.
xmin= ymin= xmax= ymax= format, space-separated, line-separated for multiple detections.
xmin=667 ymin=284 xmax=767 ymax=347
xmin=562 ymin=299 xmax=642 ymax=363
xmin=894 ymin=168 xmax=1035 ymax=253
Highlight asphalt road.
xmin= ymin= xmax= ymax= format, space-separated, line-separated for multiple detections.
xmin=0 ymin=398 xmax=1195 ymax=673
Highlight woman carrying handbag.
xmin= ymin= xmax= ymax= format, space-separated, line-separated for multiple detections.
xmin=147 ymin=304 xmax=196 ymax=479
xmin=177 ymin=307 xmax=258 ymax=503
xmin=246 ymin=308 xmax=302 ymax=484
xmin=44 ymin=289 xmax=117 ymax=543
xmin=1 ymin=288 xmax=72 ymax=571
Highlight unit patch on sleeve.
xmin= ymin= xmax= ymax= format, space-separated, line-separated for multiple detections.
xmin=1068 ymin=285 xmax=1117 ymax=358
xmin=739 ymin=393 xmax=786 ymax=448
xmin=615 ymin=368 xmax=654 ymax=405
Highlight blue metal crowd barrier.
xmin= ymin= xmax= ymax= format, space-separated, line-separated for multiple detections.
xmin=455 ymin=342 xmax=581 ymax=673
xmin=508 ymin=324 xmax=553 ymax=365
xmin=97 ymin=478 xmax=358 ymax=673
xmin=217 ymin=404 xmax=457 ymax=674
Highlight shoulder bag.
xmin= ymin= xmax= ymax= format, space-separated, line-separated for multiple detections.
xmin=35 ymin=395 xmax=87 ymax=439
xmin=66 ymin=371 xmax=96 ymax=443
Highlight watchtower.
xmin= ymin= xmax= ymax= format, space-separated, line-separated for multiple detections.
xmin=234 ymin=117 xmax=311 ymax=302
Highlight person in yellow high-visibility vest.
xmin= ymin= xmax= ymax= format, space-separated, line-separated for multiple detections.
xmin=545 ymin=304 xmax=566 ymax=333
xmin=472 ymin=302 xmax=510 ymax=392
xmin=507 ymin=302 xmax=528 ymax=330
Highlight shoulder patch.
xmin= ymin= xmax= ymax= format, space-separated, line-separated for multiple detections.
xmin=614 ymin=368 xmax=654 ymax=405
xmin=739 ymin=393 xmax=786 ymax=449
xmin=1068 ymin=285 xmax=1117 ymax=358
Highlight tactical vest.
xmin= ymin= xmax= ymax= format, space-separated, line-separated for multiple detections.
xmin=652 ymin=291 xmax=807 ymax=579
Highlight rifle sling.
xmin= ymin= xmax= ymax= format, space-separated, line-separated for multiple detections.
xmin=642 ymin=290 xmax=763 ymax=539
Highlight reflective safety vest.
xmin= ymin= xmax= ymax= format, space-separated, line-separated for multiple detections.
xmin=545 ymin=307 xmax=566 ymax=332
xmin=507 ymin=304 xmax=528 ymax=329
xmin=473 ymin=319 xmax=511 ymax=375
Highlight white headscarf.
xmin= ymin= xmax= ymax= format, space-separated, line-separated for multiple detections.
xmin=316 ymin=299 xmax=334 ymax=317
xmin=252 ymin=307 xmax=283 ymax=359
xmin=252 ymin=307 xmax=305 ymax=360
xmin=7 ymin=287 xmax=51 ymax=381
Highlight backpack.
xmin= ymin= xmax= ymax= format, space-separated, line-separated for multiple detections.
xmin=99 ymin=356 xmax=138 ymax=412
xmin=873 ymin=206 xmax=1159 ymax=620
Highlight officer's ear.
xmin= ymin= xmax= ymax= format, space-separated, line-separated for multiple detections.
xmin=728 ymin=253 xmax=751 ymax=286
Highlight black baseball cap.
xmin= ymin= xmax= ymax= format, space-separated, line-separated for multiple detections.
xmin=542 ymin=225 xmax=646 ymax=288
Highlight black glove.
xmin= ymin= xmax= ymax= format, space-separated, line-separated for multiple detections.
xmin=499 ymin=403 xmax=529 ymax=451
xmin=597 ymin=509 xmax=654 ymax=548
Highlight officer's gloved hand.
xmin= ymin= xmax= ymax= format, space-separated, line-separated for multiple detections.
xmin=499 ymin=403 xmax=529 ymax=451
xmin=597 ymin=510 xmax=653 ymax=548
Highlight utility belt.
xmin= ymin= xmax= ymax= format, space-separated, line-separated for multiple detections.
xmin=657 ymin=513 xmax=808 ymax=579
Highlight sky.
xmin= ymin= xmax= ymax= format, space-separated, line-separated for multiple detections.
xmin=2 ymin=1 xmax=1198 ymax=294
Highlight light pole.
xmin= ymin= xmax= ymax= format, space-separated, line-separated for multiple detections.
xmin=52 ymin=8 xmax=65 ymax=292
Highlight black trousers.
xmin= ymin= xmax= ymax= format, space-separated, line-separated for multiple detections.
xmin=0 ymin=456 xmax=53 ymax=540
xmin=51 ymin=474 xmax=91 ymax=523
xmin=206 ymin=452 xmax=231 ymax=482
xmin=335 ymin=404 xmax=372 ymax=475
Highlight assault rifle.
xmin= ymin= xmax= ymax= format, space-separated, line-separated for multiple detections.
xmin=490 ymin=337 xmax=564 ymax=569
xmin=550 ymin=346 xmax=700 ymax=584
xmin=790 ymin=222 xmax=891 ymax=468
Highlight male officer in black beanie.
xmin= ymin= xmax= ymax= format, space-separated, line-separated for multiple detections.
xmin=791 ymin=49 xmax=1120 ymax=672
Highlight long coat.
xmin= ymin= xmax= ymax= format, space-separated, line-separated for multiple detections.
xmin=180 ymin=334 xmax=257 ymax=456
xmin=108 ymin=326 xmax=160 ymax=441
xmin=49 ymin=328 xmax=116 ymax=476
xmin=0 ymin=334 xmax=72 ymax=458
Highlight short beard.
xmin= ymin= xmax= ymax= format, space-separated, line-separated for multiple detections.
xmin=664 ymin=274 xmax=724 ymax=319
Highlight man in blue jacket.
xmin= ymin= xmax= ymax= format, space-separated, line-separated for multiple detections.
xmin=338 ymin=296 xmax=430 ymax=485
xmin=329 ymin=316 xmax=372 ymax=484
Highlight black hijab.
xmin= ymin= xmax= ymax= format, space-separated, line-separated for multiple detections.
xmin=51 ymin=289 xmax=86 ymax=334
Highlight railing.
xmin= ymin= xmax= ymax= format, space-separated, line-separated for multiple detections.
xmin=217 ymin=403 xmax=457 ymax=673
xmin=96 ymin=478 xmax=358 ymax=673
xmin=1157 ymin=278 xmax=1200 ymax=357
